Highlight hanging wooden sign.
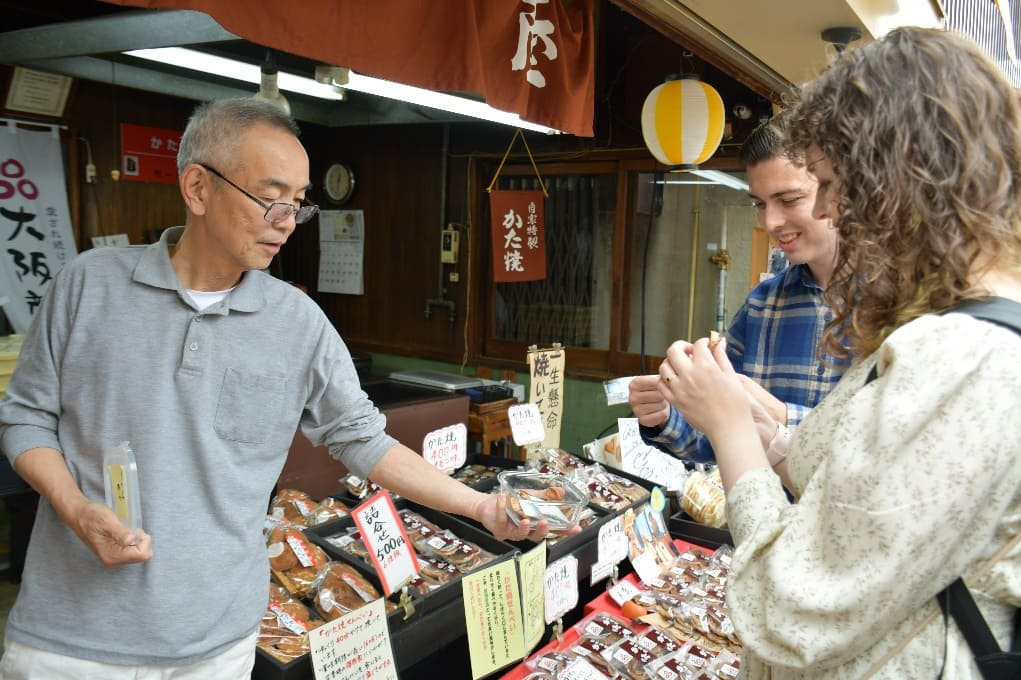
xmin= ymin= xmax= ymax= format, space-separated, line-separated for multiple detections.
xmin=489 ymin=189 xmax=546 ymax=282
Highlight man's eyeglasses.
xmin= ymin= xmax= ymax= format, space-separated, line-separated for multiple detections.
xmin=199 ymin=163 xmax=319 ymax=225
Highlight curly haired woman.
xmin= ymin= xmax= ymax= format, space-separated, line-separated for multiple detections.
xmin=658 ymin=27 xmax=1021 ymax=678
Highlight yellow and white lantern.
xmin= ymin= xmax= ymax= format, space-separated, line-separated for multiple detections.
xmin=641 ymin=74 xmax=725 ymax=170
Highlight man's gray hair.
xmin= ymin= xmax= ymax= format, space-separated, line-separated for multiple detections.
xmin=176 ymin=98 xmax=300 ymax=176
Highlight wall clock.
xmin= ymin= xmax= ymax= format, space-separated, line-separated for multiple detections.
xmin=323 ymin=162 xmax=355 ymax=205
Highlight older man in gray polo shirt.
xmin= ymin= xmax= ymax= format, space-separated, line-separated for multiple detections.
xmin=0 ymin=98 xmax=543 ymax=679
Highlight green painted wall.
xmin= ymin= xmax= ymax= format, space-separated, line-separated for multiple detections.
xmin=365 ymin=352 xmax=633 ymax=455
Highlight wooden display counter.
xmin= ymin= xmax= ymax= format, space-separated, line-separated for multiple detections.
xmin=467 ymin=397 xmax=523 ymax=459
xmin=277 ymin=379 xmax=469 ymax=498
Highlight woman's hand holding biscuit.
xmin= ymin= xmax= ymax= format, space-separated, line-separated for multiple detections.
xmin=657 ymin=336 xmax=750 ymax=442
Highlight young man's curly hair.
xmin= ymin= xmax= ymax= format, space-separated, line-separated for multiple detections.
xmin=785 ymin=26 xmax=1021 ymax=359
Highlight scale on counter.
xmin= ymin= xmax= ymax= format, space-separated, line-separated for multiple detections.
xmin=388 ymin=369 xmax=483 ymax=391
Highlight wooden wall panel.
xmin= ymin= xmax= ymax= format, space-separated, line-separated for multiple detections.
xmin=288 ymin=122 xmax=517 ymax=364
xmin=67 ymin=79 xmax=193 ymax=246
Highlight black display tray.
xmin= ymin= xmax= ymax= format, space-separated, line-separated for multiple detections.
xmin=252 ymin=596 xmax=418 ymax=680
xmin=497 ymin=501 xmax=613 ymax=582
xmin=253 ymin=648 xmax=312 ymax=680
xmin=449 ymin=453 xmax=522 ymax=489
xmin=667 ymin=510 xmax=733 ymax=550
xmin=252 ymin=521 xmax=421 ymax=680
xmin=306 ymin=500 xmax=519 ymax=614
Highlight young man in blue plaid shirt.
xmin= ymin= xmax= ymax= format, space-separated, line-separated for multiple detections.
xmin=629 ymin=117 xmax=849 ymax=463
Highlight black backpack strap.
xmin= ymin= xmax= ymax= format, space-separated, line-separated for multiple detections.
xmin=864 ymin=297 xmax=1021 ymax=388
xmin=938 ymin=300 xmax=1021 ymax=657
xmin=939 ymin=578 xmax=1004 ymax=657
xmin=940 ymin=297 xmax=1021 ymax=336
xmin=1014 ymin=606 xmax=1021 ymax=653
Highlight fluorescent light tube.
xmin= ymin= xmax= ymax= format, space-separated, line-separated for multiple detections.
xmin=689 ymin=169 xmax=749 ymax=191
xmin=342 ymin=71 xmax=559 ymax=134
xmin=125 ymin=47 xmax=561 ymax=134
xmin=126 ymin=47 xmax=345 ymax=100
xmin=654 ymin=170 xmax=749 ymax=191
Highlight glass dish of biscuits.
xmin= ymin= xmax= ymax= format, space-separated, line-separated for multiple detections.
xmin=498 ymin=470 xmax=588 ymax=531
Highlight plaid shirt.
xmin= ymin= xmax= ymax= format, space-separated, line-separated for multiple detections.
xmin=644 ymin=264 xmax=850 ymax=462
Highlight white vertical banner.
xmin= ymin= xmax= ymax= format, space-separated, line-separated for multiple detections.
xmin=526 ymin=344 xmax=565 ymax=449
xmin=0 ymin=124 xmax=77 ymax=332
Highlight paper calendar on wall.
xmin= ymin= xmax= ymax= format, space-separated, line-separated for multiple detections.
xmin=318 ymin=210 xmax=365 ymax=295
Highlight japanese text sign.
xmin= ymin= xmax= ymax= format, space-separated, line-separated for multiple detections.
xmin=606 ymin=577 xmax=644 ymax=607
xmin=616 ymin=418 xmax=645 ymax=456
xmin=463 ymin=559 xmax=525 ymax=679
xmin=104 ymin=0 xmax=597 ymax=137
xmin=543 ymin=554 xmax=578 ymax=623
xmin=527 ymin=346 xmax=565 ymax=448
xmin=422 ymin=423 xmax=467 ymax=473
xmin=352 ymin=491 xmax=420 ymax=596
xmin=0 ymin=125 xmax=77 ymax=333
xmin=508 ymin=403 xmax=544 ymax=447
xmin=490 ymin=190 xmax=546 ymax=282
xmin=518 ymin=542 xmax=547 ymax=649
xmin=309 ymin=597 xmax=398 ymax=680
xmin=597 ymin=514 xmax=628 ymax=569
xmin=618 ymin=434 xmax=689 ymax=492
xmin=120 ymin=123 xmax=182 ymax=185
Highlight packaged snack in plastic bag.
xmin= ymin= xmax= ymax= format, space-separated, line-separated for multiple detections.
xmin=564 ymin=636 xmax=618 ymax=677
xmin=681 ymin=467 xmax=727 ymax=528
xmin=527 ymin=650 xmax=575 ymax=675
xmin=269 ymin=488 xmax=317 ymax=526
xmin=574 ymin=611 xmax=637 ymax=645
xmin=266 ymin=524 xmax=330 ymax=597
xmin=305 ymin=497 xmax=350 ymax=526
xmin=308 ymin=561 xmax=381 ymax=621
xmin=710 ymin=649 xmax=742 ymax=678
xmin=258 ymin=583 xmax=319 ymax=663
xmin=604 ymin=625 xmax=682 ymax=679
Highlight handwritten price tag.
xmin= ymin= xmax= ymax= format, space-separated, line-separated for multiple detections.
xmin=607 ymin=578 xmax=643 ymax=607
xmin=509 ymin=403 xmax=545 ymax=446
xmin=422 ymin=423 xmax=467 ymax=473
xmin=544 ymin=555 xmax=579 ymax=624
xmin=352 ymin=491 xmax=420 ymax=595
xmin=309 ymin=597 xmax=398 ymax=680
xmin=597 ymin=514 xmax=628 ymax=567
xmin=616 ymin=418 xmax=644 ymax=455
xmin=620 ymin=440 xmax=689 ymax=491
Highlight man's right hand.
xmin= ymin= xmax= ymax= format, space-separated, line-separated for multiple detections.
xmin=14 ymin=447 xmax=154 ymax=568
xmin=72 ymin=500 xmax=153 ymax=568
xmin=628 ymin=374 xmax=670 ymax=428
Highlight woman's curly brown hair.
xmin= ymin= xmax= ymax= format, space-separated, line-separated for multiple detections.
xmin=785 ymin=27 xmax=1021 ymax=359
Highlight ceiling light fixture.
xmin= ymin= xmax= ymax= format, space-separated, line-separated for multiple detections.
xmin=125 ymin=47 xmax=561 ymax=134
xmin=689 ymin=169 xmax=749 ymax=191
xmin=654 ymin=169 xmax=749 ymax=192
xmin=253 ymin=51 xmax=291 ymax=115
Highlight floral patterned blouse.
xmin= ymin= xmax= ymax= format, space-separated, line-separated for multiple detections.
xmin=725 ymin=312 xmax=1021 ymax=679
